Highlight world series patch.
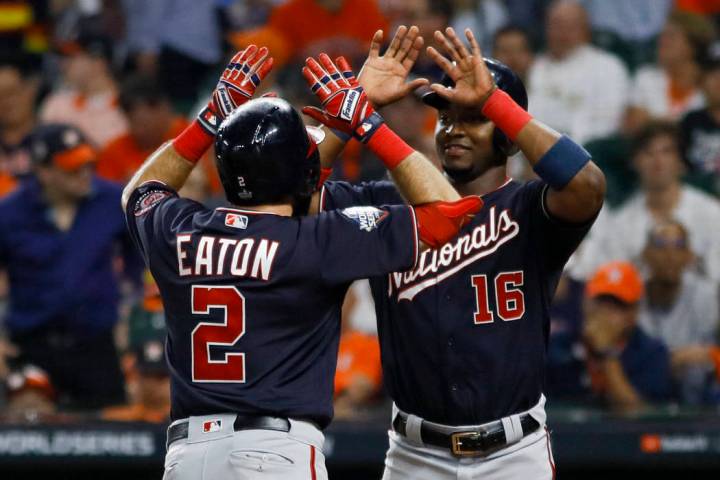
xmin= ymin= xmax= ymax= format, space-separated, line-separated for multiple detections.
xmin=340 ymin=206 xmax=389 ymax=232
xmin=134 ymin=189 xmax=172 ymax=216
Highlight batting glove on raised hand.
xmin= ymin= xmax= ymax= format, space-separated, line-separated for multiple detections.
xmin=301 ymin=54 xmax=384 ymax=143
xmin=197 ymin=45 xmax=274 ymax=135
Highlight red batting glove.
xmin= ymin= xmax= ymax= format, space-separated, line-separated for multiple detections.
xmin=301 ymin=54 xmax=414 ymax=170
xmin=197 ymin=45 xmax=275 ymax=135
xmin=175 ymin=45 xmax=274 ymax=163
xmin=414 ymin=197 xmax=484 ymax=249
xmin=301 ymin=54 xmax=382 ymax=143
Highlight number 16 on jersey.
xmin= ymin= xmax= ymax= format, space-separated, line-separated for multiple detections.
xmin=472 ymin=271 xmax=525 ymax=324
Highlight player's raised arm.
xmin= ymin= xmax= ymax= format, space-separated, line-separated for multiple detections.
xmin=121 ymin=45 xmax=274 ymax=210
xmin=428 ymin=28 xmax=606 ymax=223
xmin=302 ymin=35 xmax=460 ymax=213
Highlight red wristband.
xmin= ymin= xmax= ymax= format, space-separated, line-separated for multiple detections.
xmin=481 ymin=89 xmax=533 ymax=141
xmin=365 ymin=124 xmax=415 ymax=170
xmin=172 ymin=120 xmax=214 ymax=164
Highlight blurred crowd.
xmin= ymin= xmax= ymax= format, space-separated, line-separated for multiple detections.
xmin=1 ymin=0 xmax=720 ymax=424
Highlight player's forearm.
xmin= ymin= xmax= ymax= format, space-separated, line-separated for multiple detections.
xmin=518 ymin=121 xmax=605 ymax=221
xmin=122 ymin=117 xmax=214 ymax=209
xmin=318 ymin=127 xmax=347 ymax=169
xmin=483 ymin=90 xmax=606 ymax=222
xmin=391 ymin=151 xmax=459 ymax=205
xmin=121 ymin=142 xmax=195 ymax=210
xmin=602 ymin=358 xmax=645 ymax=410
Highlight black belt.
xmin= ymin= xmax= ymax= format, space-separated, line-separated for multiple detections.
xmin=167 ymin=415 xmax=290 ymax=450
xmin=392 ymin=411 xmax=540 ymax=457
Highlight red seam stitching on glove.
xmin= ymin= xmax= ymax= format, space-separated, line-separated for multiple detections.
xmin=481 ymin=89 xmax=533 ymax=142
xmin=365 ymin=124 xmax=414 ymax=170
xmin=172 ymin=120 xmax=214 ymax=164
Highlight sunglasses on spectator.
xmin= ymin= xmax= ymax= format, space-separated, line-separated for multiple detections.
xmin=648 ymin=237 xmax=687 ymax=249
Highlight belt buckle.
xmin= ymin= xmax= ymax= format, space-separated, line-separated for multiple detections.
xmin=450 ymin=430 xmax=485 ymax=457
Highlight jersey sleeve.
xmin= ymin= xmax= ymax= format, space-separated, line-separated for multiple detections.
xmin=309 ymin=204 xmax=419 ymax=285
xmin=319 ymin=180 xmax=405 ymax=212
xmin=525 ymin=180 xmax=597 ymax=272
xmin=124 ymin=181 xmax=202 ymax=263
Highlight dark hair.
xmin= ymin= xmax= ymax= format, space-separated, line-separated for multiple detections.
xmin=667 ymin=11 xmax=716 ymax=64
xmin=631 ymin=121 xmax=680 ymax=158
xmin=647 ymin=218 xmax=689 ymax=247
xmin=493 ymin=25 xmax=531 ymax=48
xmin=119 ymin=75 xmax=169 ymax=113
xmin=0 ymin=52 xmax=41 ymax=78
xmin=428 ymin=0 xmax=454 ymax=20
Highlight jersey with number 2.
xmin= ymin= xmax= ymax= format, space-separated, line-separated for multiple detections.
xmin=125 ymin=181 xmax=419 ymax=427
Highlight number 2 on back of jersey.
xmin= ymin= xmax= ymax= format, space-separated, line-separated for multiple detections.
xmin=471 ymin=271 xmax=525 ymax=324
xmin=191 ymin=285 xmax=246 ymax=382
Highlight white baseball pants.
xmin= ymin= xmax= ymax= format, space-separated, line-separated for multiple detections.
xmin=382 ymin=396 xmax=555 ymax=480
xmin=163 ymin=414 xmax=327 ymax=480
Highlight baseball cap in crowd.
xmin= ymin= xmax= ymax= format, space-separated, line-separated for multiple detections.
xmin=29 ymin=124 xmax=96 ymax=172
xmin=585 ymin=261 xmax=644 ymax=305
xmin=5 ymin=364 xmax=56 ymax=401
xmin=54 ymin=30 xmax=114 ymax=61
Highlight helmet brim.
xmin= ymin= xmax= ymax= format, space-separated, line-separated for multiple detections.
xmin=421 ymin=90 xmax=451 ymax=110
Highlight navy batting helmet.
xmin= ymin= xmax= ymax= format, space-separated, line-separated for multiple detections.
xmin=215 ymin=98 xmax=321 ymax=207
xmin=422 ymin=57 xmax=528 ymax=157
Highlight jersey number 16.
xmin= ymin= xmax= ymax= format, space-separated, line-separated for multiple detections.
xmin=471 ymin=271 xmax=525 ymax=324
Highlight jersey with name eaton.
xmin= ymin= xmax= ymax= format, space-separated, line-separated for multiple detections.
xmin=125 ymin=181 xmax=419 ymax=427
xmin=320 ymin=179 xmax=593 ymax=425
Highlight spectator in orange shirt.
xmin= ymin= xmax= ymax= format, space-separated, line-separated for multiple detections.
xmin=39 ymin=30 xmax=128 ymax=148
xmin=96 ymin=75 xmax=188 ymax=184
xmin=230 ymin=0 xmax=388 ymax=68
xmin=334 ymin=282 xmax=383 ymax=419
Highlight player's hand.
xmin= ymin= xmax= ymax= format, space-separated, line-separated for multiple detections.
xmin=357 ymin=26 xmax=429 ymax=108
xmin=426 ymin=27 xmax=497 ymax=108
xmin=302 ymin=54 xmax=383 ymax=143
xmin=197 ymin=45 xmax=274 ymax=135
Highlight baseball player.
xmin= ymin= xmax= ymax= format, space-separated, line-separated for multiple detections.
xmin=311 ymin=27 xmax=606 ymax=478
xmin=121 ymin=40 xmax=482 ymax=479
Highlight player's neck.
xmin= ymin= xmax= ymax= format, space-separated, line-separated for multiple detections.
xmin=236 ymin=203 xmax=294 ymax=216
xmin=454 ymin=165 xmax=508 ymax=197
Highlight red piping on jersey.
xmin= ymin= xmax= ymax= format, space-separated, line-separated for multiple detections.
xmin=545 ymin=427 xmax=556 ymax=480
xmin=480 ymin=177 xmax=513 ymax=198
xmin=310 ymin=445 xmax=317 ymax=480
xmin=408 ymin=205 xmax=420 ymax=270
xmin=215 ymin=207 xmax=280 ymax=216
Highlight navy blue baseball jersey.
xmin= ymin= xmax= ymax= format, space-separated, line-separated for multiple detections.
xmin=125 ymin=181 xmax=419 ymax=427
xmin=320 ymin=178 xmax=594 ymax=425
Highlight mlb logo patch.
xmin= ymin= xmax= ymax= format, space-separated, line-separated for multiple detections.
xmin=202 ymin=419 xmax=222 ymax=433
xmin=225 ymin=213 xmax=248 ymax=229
